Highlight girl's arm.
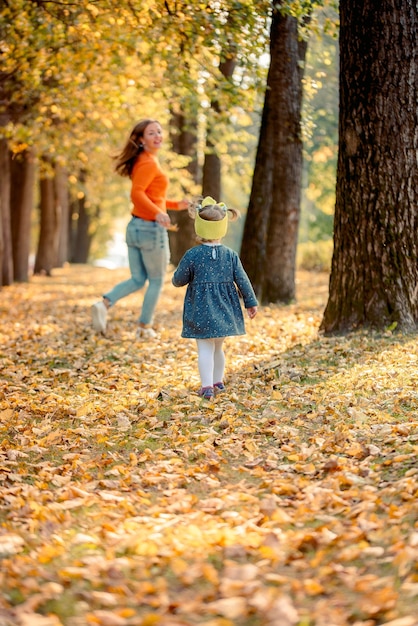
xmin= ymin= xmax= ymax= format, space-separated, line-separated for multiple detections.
xmin=233 ymin=254 xmax=258 ymax=309
xmin=172 ymin=254 xmax=192 ymax=287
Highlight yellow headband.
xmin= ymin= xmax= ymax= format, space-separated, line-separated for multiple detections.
xmin=195 ymin=196 xmax=228 ymax=240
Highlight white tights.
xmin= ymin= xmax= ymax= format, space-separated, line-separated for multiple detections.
xmin=196 ymin=338 xmax=226 ymax=388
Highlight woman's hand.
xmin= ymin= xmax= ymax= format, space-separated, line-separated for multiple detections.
xmin=156 ymin=212 xmax=171 ymax=227
xmin=155 ymin=212 xmax=179 ymax=231
xmin=178 ymin=199 xmax=190 ymax=211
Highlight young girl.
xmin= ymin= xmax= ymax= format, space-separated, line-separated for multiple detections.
xmin=172 ymin=196 xmax=258 ymax=399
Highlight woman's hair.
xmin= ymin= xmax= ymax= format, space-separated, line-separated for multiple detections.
xmin=113 ymin=119 xmax=159 ymax=178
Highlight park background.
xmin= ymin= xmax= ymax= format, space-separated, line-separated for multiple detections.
xmin=1 ymin=1 xmax=417 ymax=625
xmin=1 ymin=0 xmax=337 ymax=287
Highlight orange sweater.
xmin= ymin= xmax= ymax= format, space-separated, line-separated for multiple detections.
xmin=130 ymin=151 xmax=180 ymax=221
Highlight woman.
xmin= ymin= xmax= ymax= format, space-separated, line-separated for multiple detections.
xmin=92 ymin=119 xmax=189 ymax=338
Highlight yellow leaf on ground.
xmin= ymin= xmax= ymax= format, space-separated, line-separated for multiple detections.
xmin=205 ymin=597 xmax=248 ymax=619
xmin=17 ymin=615 xmax=64 ymax=626
xmin=0 ymin=533 xmax=25 ymax=556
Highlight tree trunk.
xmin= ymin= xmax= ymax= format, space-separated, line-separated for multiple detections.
xmin=10 ymin=149 xmax=36 ymax=282
xmin=321 ymin=0 xmax=418 ymax=334
xmin=70 ymin=198 xmax=94 ymax=264
xmin=69 ymin=169 xmax=92 ymax=263
xmin=202 ymin=150 xmax=221 ymax=202
xmin=263 ymin=12 xmax=307 ymax=303
xmin=241 ymin=2 xmax=307 ymax=303
xmin=34 ymin=162 xmax=60 ymax=275
xmin=168 ymin=110 xmax=199 ymax=266
xmin=55 ymin=165 xmax=70 ymax=267
xmin=0 ymin=138 xmax=12 ymax=286
xmin=239 ymin=95 xmax=273 ymax=297
xmin=202 ymin=42 xmax=237 ymax=203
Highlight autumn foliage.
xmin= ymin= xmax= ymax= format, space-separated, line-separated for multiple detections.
xmin=0 ymin=267 xmax=417 ymax=626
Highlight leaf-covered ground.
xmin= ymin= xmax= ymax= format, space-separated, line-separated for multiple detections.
xmin=0 ymin=266 xmax=417 ymax=626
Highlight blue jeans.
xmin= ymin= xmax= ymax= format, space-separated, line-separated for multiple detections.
xmin=103 ymin=217 xmax=169 ymax=325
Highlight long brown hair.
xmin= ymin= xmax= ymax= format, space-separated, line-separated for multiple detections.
xmin=113 ymin=119 xmax=159 ymax=178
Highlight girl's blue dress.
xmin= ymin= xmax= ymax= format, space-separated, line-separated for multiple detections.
xmin=172 ymin=244 xmax=258 ymax=339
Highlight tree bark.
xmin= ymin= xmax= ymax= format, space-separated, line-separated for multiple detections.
xmin=202 ymin=40 xmax=237 ymax=203
xmin=71 ymin=204 xmax=95 ymax=264
xmin=202 ymin=150 xmax=221 ymax=202
xmin=55 ymin=165 xmax=70 ymax=267
xmin=67 ymin=168 xmax=93 ymax=264
xmin=70 ymin=197 xmax=93 ymax=263
xmin=10 ymin=149 xmax=36 ymax=282
xmin=239 ymin=91 xmax=273 ymax=297
xmin=0 ymin=139 xmax=12 ymax=286
xmin=321 ymin=0 xmax=418 ymax=334
xmin=168 ymin=110 xmax=199 ymax=266
xmin=34 ymin=161 xmax=60 ymax=275
xmin=241 ymin=2 xmax=307 ymax=303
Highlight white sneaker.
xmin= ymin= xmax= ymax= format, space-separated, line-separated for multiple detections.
xmin=136 ymin=326 xmax=157 ymax=339
xmin=91 ymin=300 xmax=107 ymax=333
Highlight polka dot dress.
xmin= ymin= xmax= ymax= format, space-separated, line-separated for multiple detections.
xmin=172 ymin=244 xmax=258 ymax=339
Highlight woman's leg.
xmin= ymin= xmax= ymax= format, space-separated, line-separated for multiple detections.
xmin=92 ymin=236 xmax=146 ymax=333
xmin=138 ymin=225 xmax=169 ymax=325
xmin=103 ymin=218 xmax=147 ymax=305
xmin=96 ymin=218 xmax=168 ymax=328
xmin=103 ymin=245 xmax=147 ymax=304
xmin=196 ymin=338 xmax=215 ymax=388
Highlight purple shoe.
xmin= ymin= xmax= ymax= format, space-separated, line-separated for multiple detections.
xmin=198 ymin=386 xmax=214 ymax=400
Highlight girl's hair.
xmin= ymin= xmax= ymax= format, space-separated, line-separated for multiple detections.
xmin=188 ymin=199 xmax=240 ymax=222
xmin=113 ymin=119 xmax=159 ymax=178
